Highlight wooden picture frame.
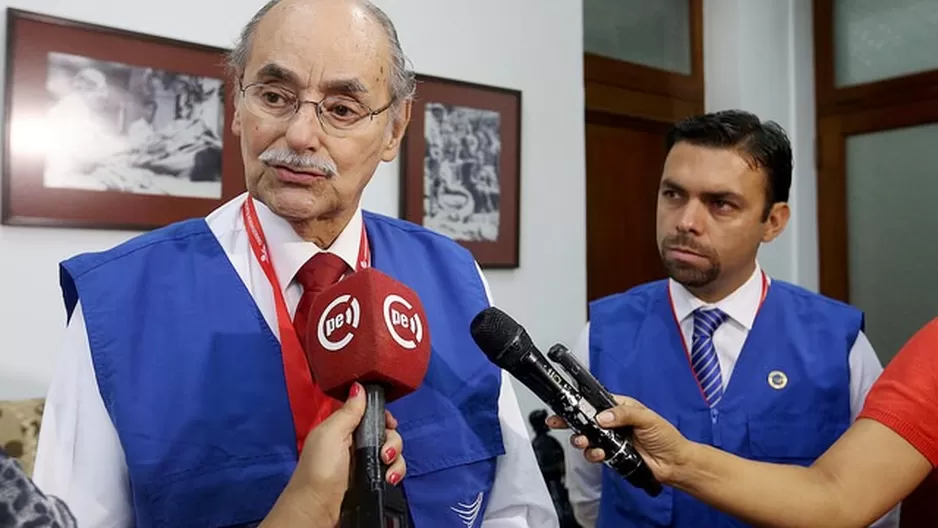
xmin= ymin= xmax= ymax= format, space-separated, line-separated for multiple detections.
xmin=399 ymin=74 xmax=521 ymax=269
xmin=2 ymin=8 xmax=244 ymax=230
xmin=812 ymin=0 xmax=938 ymax=118
xmin=584 ymin=0 xmax=704 ymax=105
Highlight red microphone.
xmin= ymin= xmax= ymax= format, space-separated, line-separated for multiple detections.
xmin=305 ymin=267 xmax=431 ymax=528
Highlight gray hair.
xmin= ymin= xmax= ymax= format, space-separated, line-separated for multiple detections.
xmin=225 ymin=0 xmax=417 ymax=106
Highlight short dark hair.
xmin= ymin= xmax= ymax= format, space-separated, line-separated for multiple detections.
xmin=664 ymin=110 xmax=792 ymax=218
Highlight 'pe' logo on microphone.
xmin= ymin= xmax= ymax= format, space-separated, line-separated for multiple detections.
xmin=383 ymin=294 xmax=423 ymax=350
xmin=317 ymin=294 xmax=361 ymax=351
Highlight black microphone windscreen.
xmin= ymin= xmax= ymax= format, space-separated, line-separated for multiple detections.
xmin=470 ymin=306 xmax=529 ymax=366
xmin=471 ymin=306 xmax=664 ymax=498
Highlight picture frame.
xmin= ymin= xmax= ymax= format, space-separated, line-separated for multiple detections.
xmin=400 ymin=74 xmax=521 ymax=269
xmin=2 ymin=8 xmax=244 ymax=230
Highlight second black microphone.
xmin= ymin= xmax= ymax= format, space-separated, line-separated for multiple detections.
xmin=469 ymin=306 xmax=662 ymax=497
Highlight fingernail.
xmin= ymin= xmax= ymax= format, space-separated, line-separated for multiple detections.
xmin=384 ymin=447 xmax=396 ymax=462
xmin=388 ymin=472 xmax=401 ymax=485
xmin=349 ymin=383 xmax=361 ymax=398
xmin=596 ymin=411 xmax=612 ymax=425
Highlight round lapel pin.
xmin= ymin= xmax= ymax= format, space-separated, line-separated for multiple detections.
xmin=767 ymin=370 xmax=788 ymax=390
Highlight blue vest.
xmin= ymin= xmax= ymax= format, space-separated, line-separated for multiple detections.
xmin=58 ymin=211 xmax=505 ymax=528
xmin=589 ymin=279 xmax=863 ymax=527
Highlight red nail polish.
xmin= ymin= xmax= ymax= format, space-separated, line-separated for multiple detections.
xmin=388 ymin=472 xmax=401 ymax=485
xmin=349 ymin=383 xmax=360 ymax=398
xmin=385 ymin=447 xmax=396 ymax=462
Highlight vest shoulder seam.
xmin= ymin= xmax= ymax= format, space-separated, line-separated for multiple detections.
xmin=363 ymin=210 xmax=471 ymax=247
xmin=68 ymin=222 xmax=212 ymax=278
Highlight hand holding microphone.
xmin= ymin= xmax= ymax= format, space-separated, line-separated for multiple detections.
xmin=549 ymin=394 xmax=690 ymax=488
xmin=305 ymin=268 xmax=432 ymax=528
xmin=469 ymin=306 xmax=663 ymax=497
xmin=260 ymin=383 xmax=407 ymax=528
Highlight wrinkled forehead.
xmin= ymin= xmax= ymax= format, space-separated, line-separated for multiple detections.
xmin=245 ymin=0 xmax=391 ymax=98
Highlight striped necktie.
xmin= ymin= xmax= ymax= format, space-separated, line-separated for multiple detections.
xmin=691 ymin=307 xmax=729 ymax=407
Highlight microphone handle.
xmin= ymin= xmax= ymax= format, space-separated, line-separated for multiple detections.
xmin=341 ymin=384 xmax=386 ymax=528
xmin=547 ymin=344 xmax=658 ymax=477
xmin=357 ymin=384 xmax=386 ymax=491
xmin=341 ymin=384 xmax=411 ymax=528
xmin=513 ymin=345 xmax=662 ymax=497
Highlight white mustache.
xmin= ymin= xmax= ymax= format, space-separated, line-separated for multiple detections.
xmin=259 ymin=149 xmax=338 ymax=178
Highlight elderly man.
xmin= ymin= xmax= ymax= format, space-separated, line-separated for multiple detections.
xmin=32 ymin=1 xmax=557 ymax=527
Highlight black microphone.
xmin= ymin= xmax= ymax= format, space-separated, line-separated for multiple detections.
xmin=469 ymin=306 xmax=662 ymax=497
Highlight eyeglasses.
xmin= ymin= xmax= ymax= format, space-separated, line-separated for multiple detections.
xmin=238 ymin=80 xmax=394 ymax=137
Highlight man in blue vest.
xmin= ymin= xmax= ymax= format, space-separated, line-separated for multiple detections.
xmin=3 ymin=382 xmax=403 ymax=528
xmin=561 ymin=110 xmax=897 ymax=527
xmin=31 ymin=1 xmax=557 ymax=527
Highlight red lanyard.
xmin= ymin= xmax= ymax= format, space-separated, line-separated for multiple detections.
xmin=668 ymin=270 xmax=768 ymax=397
xmin=241 ymin=197 xmax=370 ymax=454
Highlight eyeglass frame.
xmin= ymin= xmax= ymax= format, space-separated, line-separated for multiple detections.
xmin=237 ymin=78 xmax=396 ymax=135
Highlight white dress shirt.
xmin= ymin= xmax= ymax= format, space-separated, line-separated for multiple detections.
xmin=562 ymin=264 xmax=899 ymax=528
xmin=33 ymin=193 xmax=559 ymax=528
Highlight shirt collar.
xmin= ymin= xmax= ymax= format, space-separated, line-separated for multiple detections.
xmin=668 ymin=262 xmax=769 ymax=330
xmin=249 ymin=196 xmax=363 ymax=294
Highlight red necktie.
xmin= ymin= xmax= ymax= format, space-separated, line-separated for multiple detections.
xmin=292 ymin=252 xmax=349 ymax=428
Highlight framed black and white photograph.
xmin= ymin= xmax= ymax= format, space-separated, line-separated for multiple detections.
xmin=43 ymin=52 xmax=225 ymax=198
xmin=400 ymin=75 xmax=521 ymax=268
xmin=2 ymin=9 xmax=243 ymax=230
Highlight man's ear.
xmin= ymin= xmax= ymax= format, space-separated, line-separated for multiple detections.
xmin=232 ymin=100 xmax=242 ymax=137
xmin=762 ymin=202 xmax=790 ymax=243
xmin=381 ymin=100 xmax=413 ymax=162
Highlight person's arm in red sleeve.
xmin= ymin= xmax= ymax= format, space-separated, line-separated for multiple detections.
xmin=855 ymin=318 xmax=938 ymax=467
xmin=552 ymin=318 xmax=938 ymax=528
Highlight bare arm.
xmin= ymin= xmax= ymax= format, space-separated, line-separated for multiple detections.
xmin=553 ymin=318 xmax=938 ymax=527
xmin=553 ymin=401 xmax=932 ymax=528
xmin=667 ymin=319 xmax=938 ymax=528
xmin=671 ymin=418 xmax=931 ymax=527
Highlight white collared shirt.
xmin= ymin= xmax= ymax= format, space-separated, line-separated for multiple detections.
xmin=562 ymin=264 xmax=899 ymax=528
xmin=32 ymin=193 xmax=559 ymax=528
